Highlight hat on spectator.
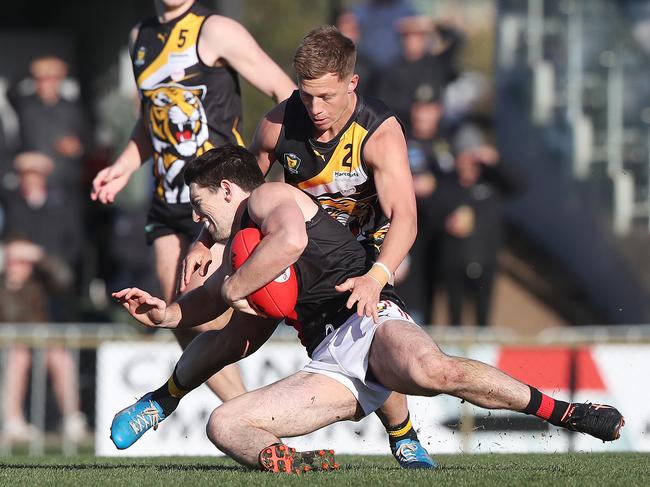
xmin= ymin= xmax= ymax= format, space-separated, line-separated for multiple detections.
xmin=14 ymin=152 xmax=54 ymax=176
xmin=414 ymin=83 xmax=442 ymax=104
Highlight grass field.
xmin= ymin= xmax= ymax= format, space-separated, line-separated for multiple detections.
xmin=0 ymin=453 xmax=647 ymax=486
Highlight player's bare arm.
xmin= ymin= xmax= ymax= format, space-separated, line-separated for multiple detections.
xmin=250 ymin=101 xmax=286 ymax=175
xmin=362 ymin=117 xmax=417 ymax=273
xmin=182 ymin=102 xmax=287 ymax=290
xmin=335 ymin=117 xmax=417 ymax=322
xmin=91 ymin=25 xmax=153 ymax=204
xmin=199 ymin=16 xmax=295 ymax=102
xmin=114 ymin=261 xmax=231 ymax=329
xmin=221 ymin=183 xmax=311 ymax=304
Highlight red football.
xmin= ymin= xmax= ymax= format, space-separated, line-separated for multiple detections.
xmin=230 ymin=227 xmax=298 ymax=319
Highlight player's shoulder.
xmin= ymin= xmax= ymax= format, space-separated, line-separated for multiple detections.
xmin=128 ymin=21 xmax=144 ymax=53
xmin=267 ymin=98 xmax=290 ymax=124
xmin=361 ymin=94 xmax=393 ymax=117
xmin=201 ymin=14 xmax=250 ymax=39
xmin=131 ymin=14 xmax=158 ymax=37
xmin=258 ymin=99 xmax=289 ymax=141
xmin=357 ymin=93 xmax=401 ymax=137
xmin=250 ymin=181 xmax=289 ymax=200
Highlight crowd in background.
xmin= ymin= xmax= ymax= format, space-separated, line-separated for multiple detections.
xmin=0 ymin=0 xmax=517 ymax=443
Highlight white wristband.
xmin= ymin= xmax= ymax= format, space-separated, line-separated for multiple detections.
xmin=372 ymin=261 xmax=392 ymax=282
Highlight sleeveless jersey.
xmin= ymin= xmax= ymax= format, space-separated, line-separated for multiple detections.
xmin=274 ymin=91 xmax=399 ymax=258
xmin=240 ymin=199 xmax=403 ymax=356
xmin=132 ymin=3 xmax=243 ymax=204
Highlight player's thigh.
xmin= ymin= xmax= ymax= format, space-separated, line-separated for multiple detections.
xmin=153 ymin=233 xmax=190 ymax=302
xmin=181 ymin=311 xmax=279 ymax=365
xmin=213 ymin=371 xmax=362 ymax=438
xmin=368 ymin=319 xmax=444 ymax=395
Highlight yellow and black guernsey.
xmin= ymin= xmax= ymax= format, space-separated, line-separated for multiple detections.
xmin=132 ymin=2 xmax=243 ymax=205
xmin=274 ymin=91 xmax=399 ymax=258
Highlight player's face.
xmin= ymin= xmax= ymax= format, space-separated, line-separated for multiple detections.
xmin=189 ymin=183 xmax=233 ymax=243
xmin=298 ymin=73 xmax=358 ymax=133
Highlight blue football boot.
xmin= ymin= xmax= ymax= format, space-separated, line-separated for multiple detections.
xmin=110 ymin=392 xmax=166 ymax=449
xmin=391 ymin=438 xmax=438 ymax=469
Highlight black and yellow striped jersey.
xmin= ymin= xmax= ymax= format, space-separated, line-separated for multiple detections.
xmin=132 ymin=2 xmax=243 ymax=204
xmin=274 ymin=91 xmax=399 ymax=257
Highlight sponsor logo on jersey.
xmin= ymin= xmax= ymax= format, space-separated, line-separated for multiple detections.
xmin=284 ymin=153 xmax=301 ymax=174
xmin=135 ymin=46 xmax=147 ymax=67
xmin=274 ymin=267 xmax=292 ymax=283
xmin=333 ymin=170 xmax=366 ymax=196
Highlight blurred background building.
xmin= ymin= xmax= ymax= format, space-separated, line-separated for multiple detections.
xmin=0 ymin=0 xmax=649 ymax=453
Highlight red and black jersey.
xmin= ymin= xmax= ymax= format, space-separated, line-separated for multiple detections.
xmin=240 ymin=200 xmax=403 ymax=356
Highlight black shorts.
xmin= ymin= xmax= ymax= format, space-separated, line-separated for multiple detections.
xmin=145 ymin=198 xmax=202 ymax=245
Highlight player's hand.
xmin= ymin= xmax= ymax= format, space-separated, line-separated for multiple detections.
xmin=335 ymin=275 xmax=382 ymax=324
xmin=179 ymin=239 xmax=213 ymax=293
xmin=230 ymin=297 xmax=266 ymax=317
xmin=90 ymin=162 xmax=132 ymax=204
xmin=112 ymin=287 xmax=169 ymax=328
xmin=220 ymin=275 xmax=266 ymax=317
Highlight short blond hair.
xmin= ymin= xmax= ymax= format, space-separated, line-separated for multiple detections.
xmin=293 ymin=26 xmax=356 ymax=80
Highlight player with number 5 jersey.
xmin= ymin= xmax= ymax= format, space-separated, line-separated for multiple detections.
xmin=91 ymin=0 xmax=295 ymax=409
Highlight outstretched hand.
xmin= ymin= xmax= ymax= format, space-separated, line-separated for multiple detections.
xmin=112 ymin=287 xmax=170 ymax=328
xmin=335 ymin=275 xmax=382 ymax=324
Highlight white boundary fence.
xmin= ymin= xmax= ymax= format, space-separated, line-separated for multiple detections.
xmin=1 ymin=323 xmax=650 ymax=457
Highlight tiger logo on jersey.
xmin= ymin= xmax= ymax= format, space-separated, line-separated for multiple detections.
xmin=142 ymin=83 xmax=212 ymax=161
xmin=142 ymin=83 xmax=214 ymax=202
xmin=318 ymin=195 xmax=381 ymax=242
xmin=318 ymin=196 xmax=358 ymax=227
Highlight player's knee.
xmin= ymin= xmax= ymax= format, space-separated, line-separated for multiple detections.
xmin=412 ymin=353 xmax=466 ymax=394
xmin=206 ymin=405 xmax=236 ymax=450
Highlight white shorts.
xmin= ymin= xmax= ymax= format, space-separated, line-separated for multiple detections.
xmin=302 ymin=300 xmax=416 ymax=416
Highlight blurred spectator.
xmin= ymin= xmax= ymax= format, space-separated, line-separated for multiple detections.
xmin=397 ymin=82 xmax=522 ymax=326
xmin=0 ymin=238 xmax=87 ymax=442
xmin=376 ymin=15 xmax=459 ymax=132
xmin=348 ymin=0 xmax=417 ymax=68
xmin=439 ymin=123 xmax=523 ymax=325
xmin=0 ymin=151 xmax=82 ymax=319
xmin=8 ymin=56 xmax=86 ymax=210
xmin=335 ymin=11 xmax=379 ymax=97
xmin=396 ymin=95 xmax=454 ymax=324
xmin=0 ymin=117 xmax=7 ymax=231
xmin=0 ymin=116 xmax=8 ymax=178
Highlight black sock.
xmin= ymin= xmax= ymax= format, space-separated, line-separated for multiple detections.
xmin=523 ymin=385 xmax=571 ymax=426
xmin=386 ymin=413 xmax=419 ymax=447
xmin=150 ymin=367 xmax=189 ymax=417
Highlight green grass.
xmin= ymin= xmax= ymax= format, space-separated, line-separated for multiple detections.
xmin=0 ymin=453 xmax=648 ymax=486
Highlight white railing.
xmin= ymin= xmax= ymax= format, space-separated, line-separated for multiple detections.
xmin=1 ymin=322 xmax=649 ymax=456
